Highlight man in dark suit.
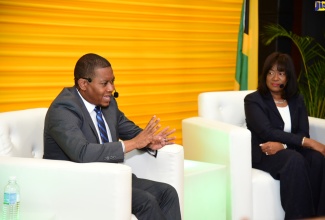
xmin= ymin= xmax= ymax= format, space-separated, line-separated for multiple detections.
xmin=44 ymin=53 xmax=181 ymax=220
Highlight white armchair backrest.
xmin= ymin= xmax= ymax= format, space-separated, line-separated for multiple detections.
xmin=198 ymin=90 xmax=254 ymax=127
xmin=0 ymin=108 xmax=47 ymax=158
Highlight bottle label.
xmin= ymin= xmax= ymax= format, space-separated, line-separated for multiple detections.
xmin=3 ymin=193 xmax=17 ymax=205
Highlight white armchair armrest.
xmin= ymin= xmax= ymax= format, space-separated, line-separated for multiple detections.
xmin=124 ymin=144 xmax=184 ymax=216
xmin=0 ymin=156 xmax=132 ymax=220
xmin=182 ymin=117 xmax=252 ymax=220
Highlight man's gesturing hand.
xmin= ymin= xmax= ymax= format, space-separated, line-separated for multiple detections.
xmin=124 ymin=115 xmax=161 ymax=152
xmin=148 ymin=126 xmax=176 ymax=151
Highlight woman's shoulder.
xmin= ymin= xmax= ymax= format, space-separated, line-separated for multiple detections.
xmin=245 ymin=90 xmax=262 ymax=101
xmin=289 ymin=93 xmax=305 ymax=106
xmin=288 ymin=92 xmax=304 ymax=101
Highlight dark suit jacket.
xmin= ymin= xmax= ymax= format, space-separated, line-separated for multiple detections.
xmin=244 ymin=91 xmax=309 ymax=163
xmin=43 ymin=86 xmax=143 ymax=163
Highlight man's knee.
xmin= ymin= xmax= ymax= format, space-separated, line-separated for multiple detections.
xmin=132 ymin=191 xmax=161 ymax=215
xmin=160 ymin=183 xmax=179 ymax=202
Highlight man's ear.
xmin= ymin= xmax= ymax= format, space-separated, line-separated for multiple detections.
xmin=78 ymin=78 xmax=88 ymax=91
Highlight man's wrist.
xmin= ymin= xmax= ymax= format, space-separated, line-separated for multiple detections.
xmin=120 ymin=140 xmax=125 ymax=153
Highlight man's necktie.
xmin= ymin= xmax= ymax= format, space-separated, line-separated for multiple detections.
xmin=94 ymin=106 xmax=109 ymax=143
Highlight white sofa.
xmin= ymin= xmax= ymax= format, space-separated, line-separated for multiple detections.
xmin=182 ymin=90 xmax=325 ymax=220
xmin=0 ymin=108 xmax=184 ymax=220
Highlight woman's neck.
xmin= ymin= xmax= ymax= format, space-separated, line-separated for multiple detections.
xmin=270 ymin=92 xmax=287 ymax=104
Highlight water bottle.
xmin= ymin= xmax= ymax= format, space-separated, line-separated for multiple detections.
xmin=2 ymin=176 xmax=20 ymax=220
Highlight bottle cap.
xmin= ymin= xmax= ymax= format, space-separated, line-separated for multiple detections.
xmin=9 ymin=176 xmax=17 ymax=181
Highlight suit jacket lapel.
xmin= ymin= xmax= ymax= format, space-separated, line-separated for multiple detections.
xmin=264 ymin=92 xmax=283 ymax=122
xmin=71 ymin=87 xmax=100 ymax=143
xmin=264 ymin=91 xmax=299 ymax=129
xmin=288 ymin=97 xmax=298 ymax=126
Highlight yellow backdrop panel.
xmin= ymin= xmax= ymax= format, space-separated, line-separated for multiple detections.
xmin=0 ymin=0 xmax=242 ymax=145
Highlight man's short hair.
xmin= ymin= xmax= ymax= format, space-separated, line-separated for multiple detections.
xmin=74 ymin=53 xmax=111 ymax=87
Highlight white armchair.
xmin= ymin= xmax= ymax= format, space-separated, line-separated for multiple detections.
xmin=0 ymin=108 xmax=184 ymax=220
xmin=182 ymin=90 xmax=325 ymax=220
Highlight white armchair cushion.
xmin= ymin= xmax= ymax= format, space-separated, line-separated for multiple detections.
xmin=251 ymin=169 xmax=282 ymax=220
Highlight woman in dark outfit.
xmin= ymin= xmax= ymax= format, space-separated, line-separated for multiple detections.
xmin=244 ymin=52 xmax=325 ymax=219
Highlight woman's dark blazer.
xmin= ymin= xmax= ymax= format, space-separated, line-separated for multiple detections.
xmin=244 ymin=91 xmax=309 ymax=163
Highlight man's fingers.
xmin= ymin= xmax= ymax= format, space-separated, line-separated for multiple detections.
xmin=146 ymin=115 xmax=159 ymax=127
xmin=156 ymin=126 xmax=169 ymax=136
xmin=165 ymin=128 xmax=176 ymax=136
xmin=144 ymin=116 xmax=160 ymax=132
xmin=166 ymin=136 xmax=176 ymax=142
xmin=156 ymin=127 xmax=176 ymax=137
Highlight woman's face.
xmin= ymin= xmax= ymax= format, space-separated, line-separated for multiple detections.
xmin=266 ymin=64 xmax=288 ymax=94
